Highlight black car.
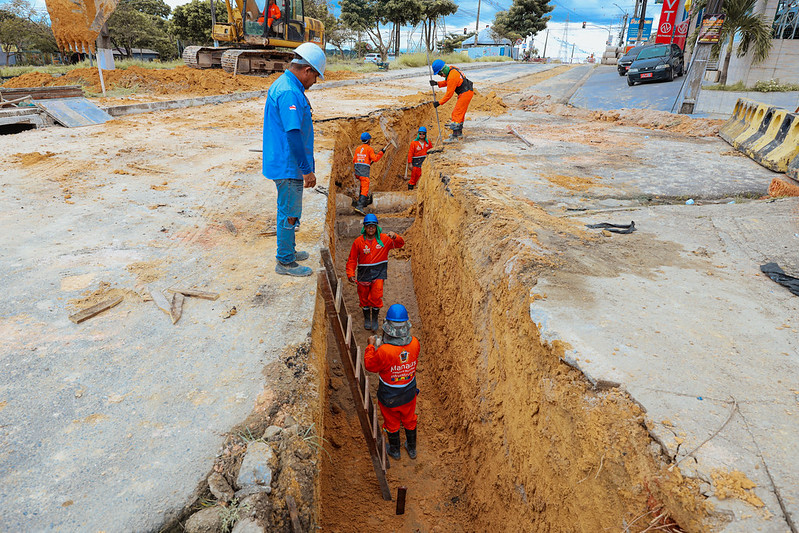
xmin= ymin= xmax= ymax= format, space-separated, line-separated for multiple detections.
xmin=627 ymin=44 xmax=684 ymax=86
xmin=617 ymin=45 xmax=645 ymax=76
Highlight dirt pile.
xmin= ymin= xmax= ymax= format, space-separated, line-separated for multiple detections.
xmin=522 ymin=95 xmax=723 ymax=137
xmin=1 ymin=66 xmax=361 ymax=96
xmin=768 ymin=176 xmax=799 ymax=197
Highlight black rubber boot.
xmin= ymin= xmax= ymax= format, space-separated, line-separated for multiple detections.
xmin=362 ymin=307 xmax=371 ymax=330
xmin=366 ymin=193 xmax=374 ymax=206
xmin=353 ymin=195 xmax=368 ymax=215
xmin=371 ymin=307 xmax=380 ymax=331
xmin=387 ymin=431 xmax=401 ymax=460
xmin=404 ymin=428 xmax=417 ymax=459
xmin=407 ymin=184 xmax=415 ymax=190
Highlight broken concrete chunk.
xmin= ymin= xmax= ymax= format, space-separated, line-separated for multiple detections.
xmin=282 ymin=415 xmax=297 ymax=428
xmin=234 ymin=485 xmax=271 ymax=500
xmin=207 ymin=472 xmax=234 ymax=503
xmin=184 ymin=506 xmax=223 ymax=533
xmin=262 ymin=425 xmax=282 ymax=441
xmin=236 ymin=442 xmax=276 ymax=492
xmin=231 ymin=517 xmax=265 ymax=533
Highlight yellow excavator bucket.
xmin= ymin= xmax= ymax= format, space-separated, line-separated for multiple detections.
xmin=45 ymin=0 xmax=119 ymax=53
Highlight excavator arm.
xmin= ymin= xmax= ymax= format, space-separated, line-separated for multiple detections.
xmin=45 ymin=0 xmax=119 ymax=52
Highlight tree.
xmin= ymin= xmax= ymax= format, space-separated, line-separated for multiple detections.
xmin=491 ymin=0 xmax=552 ymax=44
xmin=305 ymin=0 xmax=337 ymax=47
xmin=419 ymin=0 xmax=457 ymax=53
xmin=327 ymin=17 xmax=353 ymax=56
xmin=0 ymin=0 xmax=58 ymax=65
xmin=437 ymin=30 xmax=475 ymax=54
xmin=383 ymin=0 xmax=422 ymax=56
xmin=107 ymin=0 xmax=176 ymax=59
xmin=172 ymin=0 xmax=227 ymax=46
xmin=692 ymin=0 xmax=772 ymax=85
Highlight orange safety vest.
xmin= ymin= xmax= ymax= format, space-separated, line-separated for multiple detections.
xmin=436 ymin=66 xmax=474 ymax=105
xmin=345 ymin=232 xmax=404 ymax=281
xmin=365 ymin=337 xmax=420 ymax=388
xmin=353 ymin=143 xmax=384 ymax=177
xmin=407 ymin=139 xmax=432 ymax=167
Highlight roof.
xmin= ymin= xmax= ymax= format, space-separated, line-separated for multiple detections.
xmin=112 ymin=48 xmax=159 ymax=56
xmin=464 ymin=27 xmax=512 ymax=46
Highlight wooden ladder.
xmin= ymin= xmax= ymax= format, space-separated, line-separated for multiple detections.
xmin=318 ymin=248 xmax=392 ymax=501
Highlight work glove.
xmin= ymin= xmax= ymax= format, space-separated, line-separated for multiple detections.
xmin=429 ymin=80 xmax=438 ymax=86
xmin=432 ymin=101 xmax=440 ymax=108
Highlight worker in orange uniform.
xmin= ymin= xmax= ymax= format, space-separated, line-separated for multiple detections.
xmin=346 ymin=213 xmax=405 ymax=331
xmin=430 ymin=58 xmax=474 ymax=142
xmin=365 ymin=304 xmax=420 ymax=460
xmin=258 ymin=0 xmax=281 ymax=32
xmin=352 ymin=132 xmax=389 ymax=214
xmin=406 ymin=126 xmax=432 ymax=191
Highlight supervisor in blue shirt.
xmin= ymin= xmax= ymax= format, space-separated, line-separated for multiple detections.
xmin=262 ymin=43 xmax=326 ymax=277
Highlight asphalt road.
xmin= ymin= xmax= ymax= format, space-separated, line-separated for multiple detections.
xmin=569 ymin=64 xmax=686 ymax=112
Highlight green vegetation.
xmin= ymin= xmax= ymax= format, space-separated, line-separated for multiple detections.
xmin=0 ymin=58 xmax=184 ymax=78
xmin=475 ymin=55 xmax=513 ymax=62
xmin=325 ymin=57 xmax=380 ymax=72
xmin=704 ymin=79 xmax=799 ymax=92
xmin=391 ymin=51 xmax=470 ymax=68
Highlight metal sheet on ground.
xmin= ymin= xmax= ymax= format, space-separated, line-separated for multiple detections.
xmin=36 ymin=97 xmax=113 ymax=127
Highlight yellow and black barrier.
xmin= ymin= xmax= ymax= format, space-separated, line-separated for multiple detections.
xmin=720 ymin=98 xmax=799 ymax=174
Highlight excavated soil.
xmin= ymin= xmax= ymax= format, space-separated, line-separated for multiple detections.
xmin=1 ymin=66 xmax=361 ymax=96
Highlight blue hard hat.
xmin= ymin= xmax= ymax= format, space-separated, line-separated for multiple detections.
xmin=418 ymin=126 xmax=427 ymax=133
xmin=385 ymin=304 xmax=409 ymax=322
xmin=361 ymin=132 xmax=371 ymax=142
xmin=363 ymin=213 xmax=378 ymax=226
xmin=431 ymin=59 xmax=445 ymax=74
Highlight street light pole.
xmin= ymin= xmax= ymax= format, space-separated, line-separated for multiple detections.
xmin=613 ymin=3 xmax=629 ymax=47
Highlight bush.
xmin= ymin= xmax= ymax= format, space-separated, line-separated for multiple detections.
xmin=474 ymin=55 xmax=513 ymax=62
xmin=752 ymin=79 xmax=799 ymax=92
xmin=391 ymin=52 xmax=473 ymax=68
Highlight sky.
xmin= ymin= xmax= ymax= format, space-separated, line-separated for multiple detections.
xmin=29 ymin=0 xmax=666 ymax=59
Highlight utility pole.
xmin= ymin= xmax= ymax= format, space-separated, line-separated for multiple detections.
xmin=635 ymin=0 xmax=648 ymax=44
xmin=474 ymin=0 xmax=482 ymax=45
xmin=542 ymin=28 xmax=549 ymax=58
xmin=619 ymin=13 xmax=628 ymax=46
xmin=570 ymin=43 xmax=575 ymax=63
xmin=678 ymin=0 xmax=725 ymax=113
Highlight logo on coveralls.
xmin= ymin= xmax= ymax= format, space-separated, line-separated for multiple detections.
xmin=363 ymin=245 xmax=370 ymax=254
xmin=399 ymin=350 xmax=409 ymax=362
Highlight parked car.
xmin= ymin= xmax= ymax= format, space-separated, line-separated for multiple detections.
xmin=617 ymin=45 xmax=645 ymax=76
xmin=364 ymin=53 xmax=395 ymax=64
xmin=627 ymin=44 xmax=684 ymax=86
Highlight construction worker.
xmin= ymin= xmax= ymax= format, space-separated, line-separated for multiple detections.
xmin=346 ymin=214 xmax=405 ymax=331
xmin=262 ymin=42 xmax=326 ymax=277
xmin=365 ymin=304 xmax=420 ymax=460
xmin=352 ymin=132 xmax=389 ymax=214
xmin=258 ymin=0 xmax=281 ymax=29
xmin=406 ymin=126 xmax=432 ymax=190
xmin=430 ymin=59 xmax=474 ymax=142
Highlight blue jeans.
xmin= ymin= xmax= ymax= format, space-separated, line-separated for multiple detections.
xmin=274 ymin=179 xmax=303 ymax=264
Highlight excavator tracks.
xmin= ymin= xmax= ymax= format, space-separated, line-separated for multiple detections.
xmin=182 ymin=45 xmax=233 ymax=69
xmin=220 ymin=49 xmax=295 ymax=75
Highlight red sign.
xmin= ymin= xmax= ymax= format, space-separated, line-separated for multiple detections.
xmin=655 ymin=0 xmax=680 ymax=43
xmin=674 ymin=18 xmax=690 ymax=50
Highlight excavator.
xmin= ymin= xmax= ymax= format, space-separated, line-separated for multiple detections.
xmin=44 ymin=0 xmax=324 ymax=75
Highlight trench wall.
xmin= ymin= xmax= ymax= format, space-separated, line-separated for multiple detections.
xmin=407 ymin=164 xmax=713 ymax=532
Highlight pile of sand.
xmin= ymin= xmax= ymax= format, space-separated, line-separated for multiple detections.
xmin=2 ymin=66 xmax=361 ymax=96
xmin=522 ymin=96 xmax=723 ymax=137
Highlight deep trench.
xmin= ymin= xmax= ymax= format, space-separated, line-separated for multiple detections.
xmin=316 ymin=106 xmax=708 ymax=532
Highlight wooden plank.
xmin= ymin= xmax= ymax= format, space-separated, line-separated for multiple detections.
xmin=149 ymin=288 xmax=172 ymax=315
xmin=167 ymin=288 xmax=219 ymax=300
xmin=344 ymin=314 xmax=352 ymax=348
xmin=355 ymin=346 xmax=362 ymax=379
xmin=334 ymin=280 xmax=343 ymax=313
xmin=0 ymin=85 xmax=84 ymax=99
xmin=170 ymin=292 xmax=184 ymax=324
xmin=372 ymin=406 xmax=378 ymax=438
xmin=396 ymin=487 xmax=407 ymax=515
xmin=317 ymin=269 xmax=392 ymax=501
xmin=285 ymin=494 xmax=302 ymax=533
xmin=363 ymin=375 xmax=370 ymax=409
xmin=69 ymin=296 xmax=123 ymax=324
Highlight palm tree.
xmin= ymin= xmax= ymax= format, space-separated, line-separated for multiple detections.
xmin=693 ymin=0 xmax=773 ymax=85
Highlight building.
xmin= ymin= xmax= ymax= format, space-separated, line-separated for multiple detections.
xmin=111 ymin=48 xmax=160 ymax=61
xmin=455 ymin=26 xmax=515 ymax=59
xmin=725 ymin=0 xmax=799 ymax=85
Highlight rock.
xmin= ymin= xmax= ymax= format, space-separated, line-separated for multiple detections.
xmin=208 ymin=472 xmax=234 ymax=503
xmin=184 ymin=506 xmax=222 ymax=533
xmin=231 ymin=517 xmax=265 ymax=533
xmin=236 ymin=442 xmax=277 ymax=491
xmin=234 ymin=485 xmax=271 ymax=499
xmin=262 ymin=425 xmax=282 ymax=441
xmin=294 ymin=442 xmax=312 ymax=460
xmin=282 ymin=414 xmax=297 ymax=428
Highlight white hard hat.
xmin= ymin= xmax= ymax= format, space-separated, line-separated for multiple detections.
xmin=293 ymin=42 xmax=326 ymax=80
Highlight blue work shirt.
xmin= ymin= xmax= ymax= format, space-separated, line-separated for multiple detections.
xmin=262 ymin=70 xmax=315 ymax=180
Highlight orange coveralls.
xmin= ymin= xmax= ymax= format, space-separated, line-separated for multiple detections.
xmin=436 ymin=66 xmax=474 ymax=124
xmin=346 ymin=231 xmax=405 ymax=308
xmin=352 ymin=143 xmax=384 ymax=197
xmin=258 ymin=2 xmax=281 ymax=26
xmin=365 ymin=337 xmax=420 ymax=433
xmin=407 ymin=139 xmax=432 ymax=186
